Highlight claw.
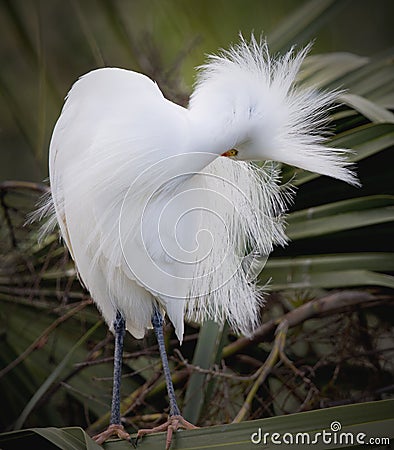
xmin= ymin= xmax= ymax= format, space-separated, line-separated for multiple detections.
xmin=137 ymin=415 xmax=198 ymax=449
xmin=92 ymin=423 xmax=131 ymax=445
xmin=130 ymin=435 xmax=138 ymax=448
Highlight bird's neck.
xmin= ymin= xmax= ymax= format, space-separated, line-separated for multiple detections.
xmin=188 ymin=107 xmax=249 ymax=157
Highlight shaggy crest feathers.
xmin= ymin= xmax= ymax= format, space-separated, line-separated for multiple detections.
xmin=190 ymin=35 xmax=359 ymax=186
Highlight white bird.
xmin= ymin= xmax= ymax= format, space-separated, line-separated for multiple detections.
xmin=40 ymin=36 xmax=358 ymax=447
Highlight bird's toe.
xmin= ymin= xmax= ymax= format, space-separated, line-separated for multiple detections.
xmin=92 ymin=423 xmax=131 ymax=445
xmin=136 ymin=415 xmax=198 ymax=449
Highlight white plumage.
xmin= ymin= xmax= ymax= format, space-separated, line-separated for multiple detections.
xmin=44 ymin=36 xmax=358 ymax=344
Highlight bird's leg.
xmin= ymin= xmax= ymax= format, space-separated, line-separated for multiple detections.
xmin=110 ymin=310 xmax=126 ymax=425
xmin=152 ymin=304 xmax=180 ymax=416
xmin=137 ymin=304 xmax=197 ymax=449
xmin=93 ymin=310 xmax=131 ymax=444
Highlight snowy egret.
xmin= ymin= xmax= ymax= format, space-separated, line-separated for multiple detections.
xmin=40 ymin=36 xmax=358 ymax=447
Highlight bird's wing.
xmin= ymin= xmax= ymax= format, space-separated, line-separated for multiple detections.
xmin=49 ymin=68 xmax=193 ymax=338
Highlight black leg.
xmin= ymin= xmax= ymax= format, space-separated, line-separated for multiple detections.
xmin=92 ymin=310 xmax=130 ymax=444
xmin=151 ymin=304 xmax=180 ymax=417
xmin=136 ymin=305 xmax=197 ymax=448
xmin=110 ymin=310 xmax=126 ymax=425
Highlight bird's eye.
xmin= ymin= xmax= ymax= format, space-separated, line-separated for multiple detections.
xmin=221 ymin=149 xmax=238 ymax=158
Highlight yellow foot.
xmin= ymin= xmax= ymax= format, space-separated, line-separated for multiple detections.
xmin=92 ymin=423 xmax=131 ymax=445
xmin=137 ymin=415 xmax=198 ymax=450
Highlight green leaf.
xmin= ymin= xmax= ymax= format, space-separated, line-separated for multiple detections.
xmin=289 ymin=195 xmax=394 ymax=222
xmin=341 ymin=53 xmax=394 ymax=101
xmin=266 ymin=253 xmax=394 ymax=274
xmin=36 ymin=427 xmax=102 ymax=450
xmin=1 ymin=400 xmax=392 ymax=449
xmin=299 ymin=52 xmax=369 ymax=88
xmin=294 ymin=123 xmax=394 ymax=185
xmin=288 ymin=207 xmax=393 ymax=239
xmin=322 ymin=48 xmax=394 ymax=98
xmin=286 ymin=196 xmax=394 ymax=240
xmin=339 ymin=93 xmax=394 ymax=123
xmin=264 ymin=269 xmax=394 ymax=290
xmin=262 ymin=252 xmax=394 ymax=290
xmin=183 ymin=320 xmax=224 ymax=424
xmin=0 ymin=427 xmax=102 ymax=450
xmin=13 ymin=321 xmax=102 ymax=430
xmin=269 ymin=0 xmax=346 ymax=53
xmin=332 ymin=123 xmax=394 ymax=161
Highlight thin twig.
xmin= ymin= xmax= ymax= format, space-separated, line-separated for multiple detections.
xmin=232 ymin=320 xmax=289 ymax=423
xmin=223 ymin=291 xmax=378 ymax=358
xmin=0 ymin=180 xmax=49 ymax=193
xmin=174 ymin=349 xmax=258 ymax=382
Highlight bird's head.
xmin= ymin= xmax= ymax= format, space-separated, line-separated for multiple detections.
xmin=189 ymin=35 xmax=359 ymax=186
